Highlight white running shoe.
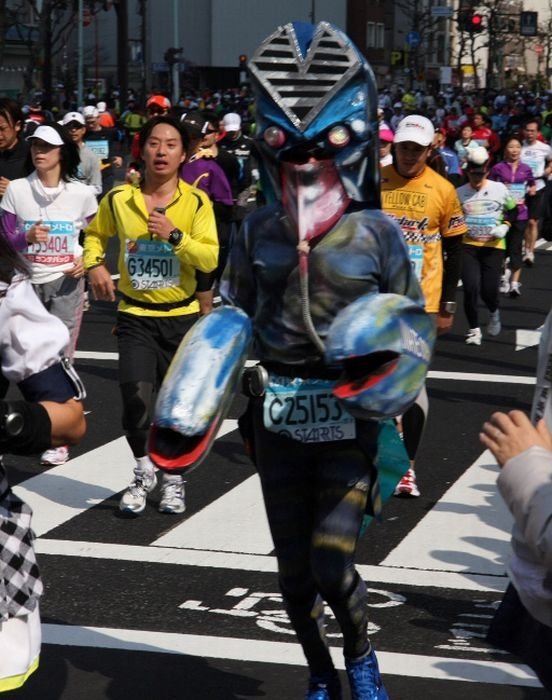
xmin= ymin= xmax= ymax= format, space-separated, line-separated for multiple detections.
xmin=509 ymin=282 xmax=521 ymax=298
xmin=159 ymin=474 xmax=186 ymax=514
xmin=487 ymin=310 xmax=501 ymax=336
xmin=499 ymin=269 xmax=511 ymax=294
xmin=40 ymin=445 xmax=69 ymax=465
xmin=465 ymin=327 xmax=482 ymax=345
xmin=393 ymin=468 xmax=420 ymax=498
xmin=523 ymin=251 xmax=535 ymax=266
xmin=120 ymin=460 xmax=158 ymax=515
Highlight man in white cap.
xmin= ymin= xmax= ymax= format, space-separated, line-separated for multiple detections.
xmin=61 ymin=111 xmax=102 ymax=197
xmin=83 ymin=105 xmax=123 ymax=199
xmin=219 ymin=112 xmax=258 ymax=224
xmin=381 ymin=114 xmax=467 ymax=498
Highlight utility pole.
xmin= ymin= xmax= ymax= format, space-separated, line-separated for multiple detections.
xmin=114 ymin=0 xmax=128 ymax=105
xmin=172 ymin=0 xmax=179 ymax=105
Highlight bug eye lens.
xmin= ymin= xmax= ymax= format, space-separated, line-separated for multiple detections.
xmin=327 ymin=125 xmax=350 ymax=148
xmin=264 ymin=126 xmax=286 ymax=148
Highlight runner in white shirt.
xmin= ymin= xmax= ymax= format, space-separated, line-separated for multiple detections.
xmin=0 ymin=123 xmax=97 ymax=466
xmin=520 ymin=118 xmax=552 ymax=265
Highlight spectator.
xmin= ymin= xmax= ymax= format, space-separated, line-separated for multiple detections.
xmin=480 ymin=307 xmax=552 ymax=693
xmin=84 ymin=116 xmax=218 ymax=516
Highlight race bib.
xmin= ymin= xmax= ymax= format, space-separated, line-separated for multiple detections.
xmin=86 ymin=139 xmax=110 ymax=161
xmin=125 ymin=239 xmax=180 ymax=290
xmin=408 ymin=244 xmax=424 ymax=280
xmin=25 ymin=220 xmax=75 ymax=265
xmin=263 ymin=374 xmax=356 ymax=443
xmin=465 ymin=215 xmax=495 ymax=242
xmin=506 ymin=182 xmax=526 ymax=204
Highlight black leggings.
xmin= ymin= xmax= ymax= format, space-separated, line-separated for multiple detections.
xmin=115 ymin=311 xmax=198 ymax=457
xmin=461 ymin=244 xmax=505 ymax=329
xmin=251 ymin=398 xmax=378 ymax=674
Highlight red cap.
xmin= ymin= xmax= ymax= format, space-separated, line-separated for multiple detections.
xmin=147 ymin=94 xmax=171 ymax=110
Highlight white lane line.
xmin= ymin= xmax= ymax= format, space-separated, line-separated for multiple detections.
xmin=382 ymin=450 xmax=513 ymax=577
xmin=74 ymin=350 xmax=118 ymax=361
xmin=73 ymin=350 xmax=537 ymax=386
xmin=14 ymin=437 xmax=133 ymax=537
xmin=154 ymin=474 xmax=274 ymax=553
xmin=41 ymin=625 xmax=541 ymax=687
xmin=427 ymin=371 xmax=535 ymax=384
xmin=34 ymin=538 xmax=508 ymax=592
xmin=14 ymin=420 xmax=238 ymax=537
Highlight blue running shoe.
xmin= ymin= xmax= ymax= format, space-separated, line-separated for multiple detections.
xmin=345 ymin=650 xmax=389 ymax=700
xmin=305 ymin=671 xmax=342 ymax=700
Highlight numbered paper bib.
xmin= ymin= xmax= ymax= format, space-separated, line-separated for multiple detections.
xmin=465 ymin=215 xmax=495 ymax=242
xmin=86 ymin=139 xmax=110 ymax=161
xmin=263 ymin=374 xmax=356 ymax=443
xmin=506 ymin=182 xmax=526 ymax=204
xmin=25 ymin=220 xmax=75 ymax=265
xmin=125 ymin=239 xmax=180 ymax=290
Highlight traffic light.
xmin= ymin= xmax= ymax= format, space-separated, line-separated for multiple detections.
xmin=239 ymin=54 xmax=247 ymax=69
xmin=470 ymin=13 xmax=483 ymax=31
xmin=164 ymin=47 xmax=182 ymax=66
xmin=458 ymin=10 xmax=484 ymax=33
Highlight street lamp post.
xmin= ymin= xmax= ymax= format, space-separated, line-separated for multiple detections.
xmin=172 ymin=0 xmax=179 ymax=105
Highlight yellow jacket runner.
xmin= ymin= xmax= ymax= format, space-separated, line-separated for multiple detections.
xmin=83 ymin=180 xmax=219 ymax=317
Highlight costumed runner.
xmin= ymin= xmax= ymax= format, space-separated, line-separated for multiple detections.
xmin=149 ymin=22 xmax=437 ymax=700
xmin=0 ymin=236 xmax=86 ymax=691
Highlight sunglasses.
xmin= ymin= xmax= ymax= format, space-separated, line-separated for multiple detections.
xmin=66 ymin=122 xmax=85 ymax=130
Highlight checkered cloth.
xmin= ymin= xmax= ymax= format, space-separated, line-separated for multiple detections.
xmin=0 ymin=463 xmax=42 ymax=621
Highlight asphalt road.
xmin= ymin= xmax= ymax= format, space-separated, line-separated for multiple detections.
xmin=3 ymin=241 xmax=552 ymax=699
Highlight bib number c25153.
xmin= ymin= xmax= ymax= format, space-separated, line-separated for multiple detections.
xmin=262 ymin=374 xmax=356 ymax=443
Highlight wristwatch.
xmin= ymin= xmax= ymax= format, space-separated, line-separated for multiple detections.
xmin=168 ymin=228 xmax=183 ymax=246
xmin=440 ymin=301 xmax=457 ymax=314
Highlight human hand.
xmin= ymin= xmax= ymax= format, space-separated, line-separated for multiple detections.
xmin=0 ymin=176 xmax=10 ymax=196
xmin=490 ymin=223 xmax=509 ymax=239
xmin=87 ymin=265 xmax=116 ymax=302
xmin=65 ymin=256 xmax=84 ymax=279
xmin=480 ymin=410 xmax=552 ymax=467
xmin=148 ymin=209 xmax=173 ymax=241
xmin=26 ymin=219 xmax=50 ymax=244
xmin=436 ymin=310 xmax=454 ymax=335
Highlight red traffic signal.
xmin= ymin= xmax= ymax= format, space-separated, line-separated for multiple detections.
xmin=458 ymin=10 xmax=484 ymax=32
xmin=470 ymin=13 xmax=483 ymax=29
xmin=239 ymin=54 xmax=247 ymax=67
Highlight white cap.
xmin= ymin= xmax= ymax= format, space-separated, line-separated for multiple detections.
xmin=97 ymin=101 xmax=107 ymax=113
xmin=61 ymin=111 xmax=85 ymax=126
xmin=465 ymin=145 xmax=489 ymax=165
xmin=83 ymin=105 xmax=99 ymax=119
xmin=394 ymin=115 xmax=435 ymax=147
xmin=26 ymin=125 xmax=64 ymax=146
xmin=222 ymin=112 xmax=241 ymax=131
